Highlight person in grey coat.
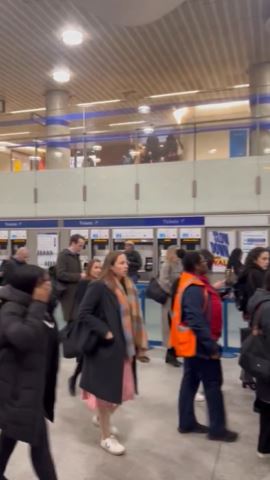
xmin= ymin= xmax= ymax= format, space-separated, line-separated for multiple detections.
xmin=56 ymin=234 xmax=86 ymax=323
xmin=248 ymin=270 xmax=270 ymax=458
xmin=159 ymin=245 xmax=183 ymax=367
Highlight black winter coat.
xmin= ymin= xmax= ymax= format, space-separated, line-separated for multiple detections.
xmin=0 ymin=286 xmax=59 ymax=444
xmin=248 ymin=289 xmax=270 ymax=403
xmin=78 ymin=281 xmax=127 ymax=404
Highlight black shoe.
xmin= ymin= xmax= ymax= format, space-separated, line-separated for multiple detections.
xmin=208 ymin=430 xmax=239 ymax=443
xmin=179 ymin=423 xmax=209 ymax=434
xmin=165 ymin=350 xmax=182 ymax=367
xmin=68 ymin=376 xmax=76 ymax=397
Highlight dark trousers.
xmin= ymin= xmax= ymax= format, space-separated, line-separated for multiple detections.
xmin=0 ymin=417 xmax=57 ymax=480
xmin=179 ymin=357 xmax=226 ymax=436
xmin=258 ymin=401 xmax=270 ymax=454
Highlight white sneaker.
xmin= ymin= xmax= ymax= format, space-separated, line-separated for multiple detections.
xmin=195 ymin=392 xmax=205 ymax=402
xmin=257 ymin=451 xmax=270 ymax=459
xmin=101 ymin=436 xmax=125 ymax=456
xmin=92 ymin=415 xmax=119 ymax=436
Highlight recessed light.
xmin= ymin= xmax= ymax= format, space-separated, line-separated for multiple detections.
xmin=196 ymin=100 xmax=249 ymax=110
xmin=149 ymin=90 xmax=199 ymax=99
xmin=52 ymin=68 xmax=71 ymax=84
xmin=109 ymin=120 xmax=146 ymax=127
xmin=138 ymin=105 xmax=151 ymax=114
xmin=233 ymin=84 xmax=250 ymax=89
xmin=143 ymin=126 xmax=154 ymax=135
xmin=0 ymin=131 xmax=30 ymax=137
xmin=10 ymin=107 xmax=46 ymax=114
xmin=78 ymin=99 xmax=121 ymax=107
xmin=62 ymin=29 xmax=83 ymax=46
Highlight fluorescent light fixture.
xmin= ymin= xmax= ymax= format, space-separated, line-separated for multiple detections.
xmin=29 ymin=156 xmax=41 ymax=162
xmin=173 ymin=107 xmax=188 ymax=124
xmin=149 ymin=90 xmax=200 ymax=99
xmin=208 ymin=148 xmax=217 ymax=154
xmin=62 ymin=29 xmax=83 ymax=46
xmin=78 ymin=99 xmax=121 ymax=107
xmin=143 ymin=126 xmax=154 ymax=135
xmin=0 ymin=131 xmax=30 ymax=137
xmin=138 ymin=105 xmax=151 ymax=114
xmin=70 ymin=126 xmax=85 ymax=131
xmin=93 ymin=145 xmax=102 ymax=152
xmin=196 ymin=100 xmax=249 ymax=110
xmin=109 ymin=120 xmax=146 ymax=127
xmin=233 ymin=84 xmax=250 ymax=89
xmin=10 ymin=107 xmax=46 ymax=114
xmin=52 ymin=68 xmax=71 ymax=84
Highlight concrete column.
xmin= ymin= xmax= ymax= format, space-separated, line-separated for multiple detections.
xmin=45 ymin=90 xmax=70 ymax=169
xmin=250 ymin=63 xmax=270 ymax=155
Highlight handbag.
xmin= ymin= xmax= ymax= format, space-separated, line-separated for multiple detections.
xmin=145 ymin=278 xmax=168 ymax=305
xmin=239 ymin=301 xmax=270 ymax=382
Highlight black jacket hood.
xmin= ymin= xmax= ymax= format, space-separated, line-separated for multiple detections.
xmin=247 ymin=288 xmax=270 ymax=317
xmin=0 ymin=285 xmax=31 ymax=307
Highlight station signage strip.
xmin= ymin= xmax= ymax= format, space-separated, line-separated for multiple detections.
xmin=0 ymin=216 xmax=205 ymax=229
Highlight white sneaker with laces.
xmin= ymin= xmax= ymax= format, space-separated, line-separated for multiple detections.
xmin=100 ymin=436 xmax=125 ymax=456
xmin=92 ymin=415 xmax=119 ymax=436
xmin=195 ymin=392 xmax=205 ymax=402
xmin=257 ymin=451 xmax=270 ymax=459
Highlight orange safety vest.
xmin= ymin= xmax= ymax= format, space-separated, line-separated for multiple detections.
xmin=170 ymin=271 xmax=207 ymax=358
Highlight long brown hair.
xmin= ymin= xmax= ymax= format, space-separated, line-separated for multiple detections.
xmin=86 ymin=259 xmax=101 ymax=280
xmin=100 ymin=251 xmax=126 ymax=291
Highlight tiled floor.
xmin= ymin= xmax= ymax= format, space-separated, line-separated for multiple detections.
xmin=5 ymin=349 xmax=270 ymax=480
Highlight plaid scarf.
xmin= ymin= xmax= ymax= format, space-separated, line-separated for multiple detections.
xmin=114 ymin=277 xmax=148 ymax=358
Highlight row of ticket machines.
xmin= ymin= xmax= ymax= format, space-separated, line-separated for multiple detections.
xmin=0 ymin=227 xmax=202 ymax=281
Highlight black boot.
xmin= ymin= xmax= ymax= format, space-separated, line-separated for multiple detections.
xmin=165 ymin=348 xmax=182 ymax=367
xmin=68 ymin=375 xmax=77 ymax=396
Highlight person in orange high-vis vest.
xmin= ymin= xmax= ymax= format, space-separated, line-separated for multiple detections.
xmin=173 ymin=252 xmax=238 ymax=443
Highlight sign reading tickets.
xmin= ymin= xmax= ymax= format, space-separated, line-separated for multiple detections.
xmin=208 ymin=230 xmax=236 ymax=273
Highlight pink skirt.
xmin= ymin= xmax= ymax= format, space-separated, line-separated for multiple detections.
xmin=82 ymin=359 xmax=135 ymax=410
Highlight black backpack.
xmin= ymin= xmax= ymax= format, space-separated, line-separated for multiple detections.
xmin=234 ymin=276 xmax=249 ymax=312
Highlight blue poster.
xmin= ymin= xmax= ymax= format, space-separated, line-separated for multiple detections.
xmin=230 ymin=129 xmax=248 ymax=158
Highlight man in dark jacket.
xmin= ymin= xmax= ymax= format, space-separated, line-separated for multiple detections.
xmin=124 ymin=241 xmax=142 ymax=283
xmin=177 ymin=252 xmax=238 ymax=443
xmin=56 ymin=234 xmax=86 ymax=323
xmin=0 ymin=247 xmax=29 ymax=285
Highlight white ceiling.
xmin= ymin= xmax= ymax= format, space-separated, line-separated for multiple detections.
xmin=0 ymin=0 xmax=269 ymax=124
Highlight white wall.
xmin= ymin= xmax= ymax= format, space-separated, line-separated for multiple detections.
xmin=0 ymin=156 xmax=268 ymax=218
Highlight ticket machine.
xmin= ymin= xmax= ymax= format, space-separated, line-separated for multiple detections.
xmin=113 ymin=228 xmax=154 ymax=282
xmin=180 ymin=228 xmax=202 ymax=252
xmin=90 ymin=229 xmax=110 ymax=264
xmin=157 ymin=228 xmax=178 ymax=272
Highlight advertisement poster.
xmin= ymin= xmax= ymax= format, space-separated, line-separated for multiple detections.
xmin=241 ymin=231 xmax=268 ymax=260
xmin=37 ymin=234 xmax=58 ymax=269
xmin=208 ymin=230 xmax=236 ymax=273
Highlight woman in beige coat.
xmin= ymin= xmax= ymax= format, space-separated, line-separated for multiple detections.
xmin=159 ymin=246 xmax=183 ymax=367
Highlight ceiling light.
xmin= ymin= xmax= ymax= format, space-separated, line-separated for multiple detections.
xmin=264 ymin=148 xmax=270 ymax=154
xmin=78 ymin=99 xmax=121 ymax=107
xmin=62 ymin=29 xmax=83 ymax=46
xmin=149 ymin=90 xmax=200 ymax=99
xmin=0 ymin=131 xmax=30 ymax=137
xmin=109 ymin=120 xmax=146 ymax=127
xmin=196 ymin=100 xmax=249 ymax=110
xmin=208 ymin=148 xmax=217 ymax=154
xmin=138 ymin=105 xmax=151 ymax=114
xmin=70 ymin=126 xmax=85 ymax=131
xmin=233 ymin=84 xmax=250 ymax=89
xmin=52 ymin=68 xmax=71 ymax=84
xmin=93 ymin=145 xmax=102 ymax=151
xmin=143 ymin=126 xmax=154 ymax=135
xmin=10 ymin=107 xmax=46 ymax=114
xmin=29 ymin=156 xmax=41 ymax=162
xmin=54 ymin=151 xmax=63 ymax=158
xmin=173 ymin=107 xmax=188 ymax=124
